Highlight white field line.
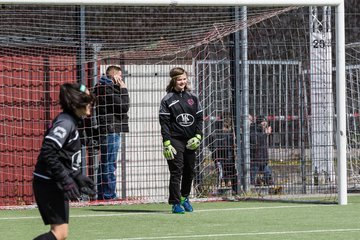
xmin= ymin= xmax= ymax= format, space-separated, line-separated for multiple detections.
xmin=0 ymin=204 xmax=332 ymax=221
xmin=97 ymin=228 xmax=360 ymax=240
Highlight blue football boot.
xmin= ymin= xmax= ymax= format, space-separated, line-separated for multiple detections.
xmin=181 ymin=196 xmax=193 ymax=212
xmin=172 ymin=203 xmax=185 ymax=214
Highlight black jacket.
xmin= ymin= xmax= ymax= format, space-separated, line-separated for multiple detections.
xmin=209 ymin=120 xmax=235 ymax=161
xmin=250 ymin=123 xmax=269 ymax=164
xmin=94 ymin=76 xmax=130 ymax=133
xmin=33 ymin=111 xmax=82 ymax=181
xmin=159 ymin=90 xmax=203 ymax=141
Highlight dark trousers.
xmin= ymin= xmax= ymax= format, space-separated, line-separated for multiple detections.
xmin=250 ymin=162 xmax=272 ymax=185
xmin=167 ymin=138 xmax=196 ymax=205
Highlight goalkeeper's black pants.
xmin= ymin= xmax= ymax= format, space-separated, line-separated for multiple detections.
xmin=166 ymin=138 xmax=196 ymax=205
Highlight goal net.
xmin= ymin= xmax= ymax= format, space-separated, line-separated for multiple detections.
xmin=0 ymin=3 xmax=348 ymax=206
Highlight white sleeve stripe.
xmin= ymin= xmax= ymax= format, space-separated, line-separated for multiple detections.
xmin=68 ymin=131 xmax=79 ymax=143
xmin=168 ymin=100 xmax=179 ymax=107
xmin=33 ymin=172 xmax=51 ymax=180
xmin=196 ymin=110 xmax=203 ymax=114
xmin=159 ymin=112 xmax=170 ymax=115
xmin=45 ymin=136 xmax=63 ymax=148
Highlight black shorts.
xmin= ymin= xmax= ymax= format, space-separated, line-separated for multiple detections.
xmin=33 ymin=176 xmax=69 ymax=225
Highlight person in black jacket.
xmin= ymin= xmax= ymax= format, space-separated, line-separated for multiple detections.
xmin=33 ymin=83 xmax=96 ymax=240
xmin=159 ymin=67 xmax=203 ymax=214
xmin=250 ymin=115 xmax=273 ymax=186
xmin=210 ymin=112 xmax=237 ymax=193
xmin=94 ymin=65 xmax=130 ymax=200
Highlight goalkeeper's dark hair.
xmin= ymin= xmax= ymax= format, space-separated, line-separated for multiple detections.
xmin=59 ymin=83 xmax=95 ymax=113
xmin=166 ymin=67 xmax=190 ymax=93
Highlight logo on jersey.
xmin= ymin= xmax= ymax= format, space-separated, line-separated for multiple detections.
xmin=72 ymin=150 xmax=82 ymax=170
xmin=187 ymin=98 xmax=194 ymax=106
xmin=176 ymin=113 xmax=194 ymax=127
xmin=68 ymin=130 xmax=79 ymax=143
xmin=53 ymin=126 xmax=67 ymax=139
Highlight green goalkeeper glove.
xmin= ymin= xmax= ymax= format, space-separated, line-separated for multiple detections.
xmin=163 ymin=140 xmax=177 ymax=160
xmin=186 ymin=134 xmax=202 ymax=150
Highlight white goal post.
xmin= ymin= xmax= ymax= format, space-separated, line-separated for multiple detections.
xmin=0 ymin=0 xmax=346 ymax=205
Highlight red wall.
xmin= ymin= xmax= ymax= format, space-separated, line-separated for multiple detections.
xmin=0 ymin=55 xmax=80 ymax=206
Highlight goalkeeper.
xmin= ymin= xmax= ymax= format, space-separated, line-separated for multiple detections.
xmin=32 ymin=83 xmax=96 ymax=240
xmin=159 ymin=67 xmax=203 ymax=214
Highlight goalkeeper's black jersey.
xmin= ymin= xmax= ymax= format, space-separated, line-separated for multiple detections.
xmin=159 ymin=90 xmax=203 ymax=141
xmin=33 ymin=111 xmax=82 ymax=182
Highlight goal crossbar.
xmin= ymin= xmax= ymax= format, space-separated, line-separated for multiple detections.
xmin=0 ymin=0 xmax=344 ymax=7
